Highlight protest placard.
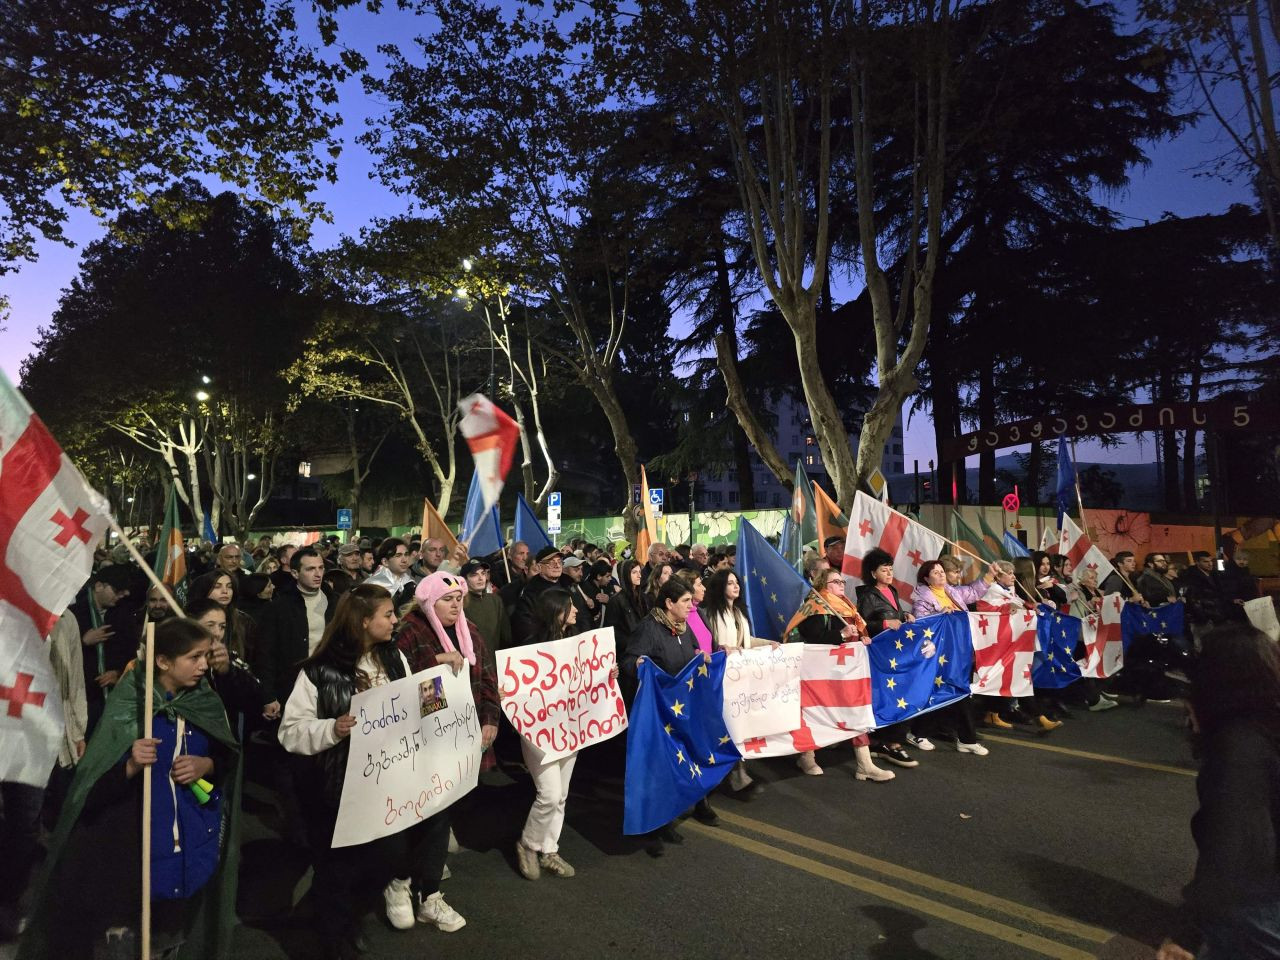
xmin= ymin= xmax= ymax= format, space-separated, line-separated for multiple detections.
xmin=1245 ymin=596 xmax=1280 ymax=642
xmin=721 ymin=644 xmax=802 ymax=744
xmin=331 ymin=664 xmax=481 ymax=848
xmin=497 ymin=627 xmax=627 ymax=761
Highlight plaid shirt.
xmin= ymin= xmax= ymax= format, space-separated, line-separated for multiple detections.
xmin=395 ymin=608 xmax=501 ymax=730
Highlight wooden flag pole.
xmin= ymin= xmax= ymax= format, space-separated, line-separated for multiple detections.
xmin=104 ymin=516 xmax=184 ymax=618
xmin=1068 ymin=440 xmax=1143 ymax=599
xmin=141 ymin=619 xmax=155 ymax=960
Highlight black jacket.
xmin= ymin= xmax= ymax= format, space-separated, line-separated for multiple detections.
xmin=1178 ymin=567 xmax=1228 ymax=625
xmin=796 ymin=613 xmax=846 ymax=645
xmin=604 ymin=589 xmax=646 ymax=650
xmin=252 ymin=581 xmax=336 ymax=704
xmin=1136 ymin=569 xmax=1177 ymax=607
xmin=856 ymin=584 xmax=909 ymax=637
xmin=511 ymin=575 xmax=561 ymax=645
xmin=620 ymin=614 xmax=700 ymax=682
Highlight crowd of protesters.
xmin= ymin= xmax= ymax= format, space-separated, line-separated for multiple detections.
xmin=1 ymin=523 xmax=1272 ymax=959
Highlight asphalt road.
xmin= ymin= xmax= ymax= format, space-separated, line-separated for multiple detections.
xmin=7 ymin=700 xmax=1199 ymax=959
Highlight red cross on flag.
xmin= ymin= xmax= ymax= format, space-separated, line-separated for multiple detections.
xmin=968 ymin=609 xmax=1037 ymax=698
xmin=842 ymin=491 xmax=947 ymax=600
xmin=1077 ymin=594 xmax=1125 ymax=678
xmin=739 ymin=643 xmax=874 ymax=757
xmin=1058 ymin=515 xmax=1115 ymax=590
xmin=0 ymin=371 xmax=110 ymax=786
xmin=458 ymin=393 xmax=521 ymax=515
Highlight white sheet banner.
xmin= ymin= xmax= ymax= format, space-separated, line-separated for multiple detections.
xmin=331 ymin=664 xmax=481 ymax=848
xmin=721 ymin=644 xmax=802 ymax=744
xmin=1245 ymin=596 xmax=1280 ymax=642
xmin=497 ymin=627 xmax=628 ymax=761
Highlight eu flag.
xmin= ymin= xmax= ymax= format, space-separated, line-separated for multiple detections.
xmin=623 ymin=651 xmax=740 ymax=835
xmin=1002 ymin=531 xmax=1030 ymax=559
xmin=737 ymin=519 xmax=812 ymax=641
xmin=1120 ymin=600 xmax=1185 ymax=649
xmin=1033 ymin=606 xmax=1084 ymax=689
xmin=460 ymin=471 xmax=503 ymax=556
xmin=866 ymin=614 xmax=972 ymax=728
xmin=1055 ymin=437 xmax=1075 ymax=527
xmin=514 ymin=492 xmax=553 ymax=552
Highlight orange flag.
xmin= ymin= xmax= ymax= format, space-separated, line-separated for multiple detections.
xmin=813 ymin=482 xmax=848 ymax=547
xmin=421 ymin=498 xmax=459 ymax=552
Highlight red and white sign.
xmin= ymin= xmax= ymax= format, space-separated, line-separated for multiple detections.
xmin=0 ymin=372 xmax=110 ymax=786
xmin=842 ymin=492 xmax=947 ymax=600
xmin=458 ymin=393 xmax=521 ymax=514
xmin=1059 ymin=515 xmax=1115 ymax=588
xmin=740 ymin=643 xmax=875 ymax=758
xmin=1077 ymin=594 xmax=1125 ymax=678
xmin=968 ymin=610 xmax=1037 ymax=698
xmin=497 ymin=627 xmax=627 ymax=761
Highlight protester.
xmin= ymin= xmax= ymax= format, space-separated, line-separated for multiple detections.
xmin=216 ymin=542 xmax=245 ymax=579
xmin=188 ymin=570 xmax=256 ymax=661
xmin=1137 ymin=552 xmax=1178 ymax=607
xmin=1219 ymin=548 xmax=1260 ymax=617
xmin=238 ymin=572 xmax=274 ymax=621
xmin=822 ymin=536 xmax=845 ymax=573
xmin=1030 ymin=551 xmax=1068 ymax=607
xmin=511 ymin=547 xmax=568 ymax=644
xmin=492 ymin=540 xmax=531 ymax=597
xmin=604 ymin=559 xmax=647 ymax=651
xmin=910 ymin=558 xmax=997 ymax=617
xmin=21 ymin=618 xmax=240 ymax=960
xmin=560 ymin=556 xmax=601 ymax=627
xmin=620 ymin=578 xmax=718 ymax=852
xmin=254 ymin=547 xmax=333 ymax=722
xmin=642 ymin=560 xmax=674 ymax=611
xmin=279 ymin=584 xmax=465 ymax=952
xmin=856 ymin=548 xmax=915 ymax=636
xmin=256 ymin=554 xmax=282 ymax=576
xmin=977 ymin=563 xmax=1063 ymax=731
xmin=185 ymin=597 xmax=264 ymax=738
xmin=462 ymin=559 xmax=512 ymax=654
xmin=672 ymin=569 xmax=713 ymax=656
xmin=1157 ymin=624 xmax=1280 ymax=960
xmin=364 ymin=537 xmax=415 ymax=598
xmin=514 ymin=588 xmax=617 ymax=881
xmin=1180 ymin=551 xmax=1229 ymax=645
xmin=1101 ymin=551 xmax=1145 ymax=604
xmin=70 ymin=564 xmax=134 ymax=734
xmin=337 ymin=542 xmax=366 ymax=584
xmin=688 ymin=543 xmax=709 ymax=575
xmin=1067 ymin=568 xmax=1118 ymax=713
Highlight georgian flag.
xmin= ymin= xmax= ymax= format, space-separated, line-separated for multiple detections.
xmin=968 ymin=608 xmax=1037 ymax=698
xmin=1077 ymin=593 xmax=1126 ymax=678
xmin=458 ymin=393 xmax=521 ymax=513
xmin=0 ymin=372 xmax=110 ymax=786
xmin=842 ymin=491 xmax=947 ymax=600
xmin=1059 ymin=515 xmax=1115 ymax=589
xmin=738 ymin=643 xmax=874 ymax=758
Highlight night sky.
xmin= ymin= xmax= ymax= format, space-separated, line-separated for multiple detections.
xmin=0 ymin=4 xmax=1257 ymax=471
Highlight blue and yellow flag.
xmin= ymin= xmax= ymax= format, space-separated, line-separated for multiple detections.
xmin=623 ymin=651 xmax=740 ymax=835
xmin=867 ymin=613 xmax=972 ymax=728
xmin=1121 ymin=600 xmax=1185 ymax=648
xmin=737 ymin=519 xmax=812 ymax=641
xmin=1033 ymin=606 xmax=1084 ymax=689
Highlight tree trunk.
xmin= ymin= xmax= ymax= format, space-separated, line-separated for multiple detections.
xmin=978 ymin=362 xmax=995 ymax=503
xmin=732 ymin=422 xmax=756 ymax=510
xmin=1183 ymin=364 xmax=1202 ymax=511
xmin=714 ymin=333 xmax=791 ymax=489
xmin=928 ymin=307 xmax=958 ymax=505
xmin=580 ymin=367 xmax=639 ymax=536
xmin=713 ymin=245 xmax=758 ymax=509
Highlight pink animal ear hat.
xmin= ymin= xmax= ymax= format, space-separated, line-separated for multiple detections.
xmin=414 ymin=571 xmax=476 ymax=665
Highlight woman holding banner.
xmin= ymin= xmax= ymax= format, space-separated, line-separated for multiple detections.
xmin=514 ymin=589 xmax=620 ymax=882
xmin=280 ymin=584 xmax=466 ymax=955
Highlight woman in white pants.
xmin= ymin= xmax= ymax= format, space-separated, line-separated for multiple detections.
xmin=515 ymin=588 xmax=618 ymax=880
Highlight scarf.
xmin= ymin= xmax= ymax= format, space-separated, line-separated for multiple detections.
xmin=783 ymin=587 xmax=866 ymax=640
xmin=651 ymin=606 xmax=687 ymax=636
xmin=414 ymin=571 xmax=477 ymax=665
xmin=930 ymin=586 xmax=958 ymax=612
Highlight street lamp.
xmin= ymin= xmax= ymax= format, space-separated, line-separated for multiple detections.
xmin=246 ymin=473 xmax=257 ymax=481
xmin=200 ymin=375 xmax=211 ymax=384
xmin=462 ymin=258 xmax=473 ymax=272
xmin=195 ymin=390 xmax=210 ymax=402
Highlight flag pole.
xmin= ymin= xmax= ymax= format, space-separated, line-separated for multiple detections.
xmin=875 ymin=495 xmax=990 ymax=569
xmin=1069 ymin=440 xmax=1142 ymax=599
xmin=141 ymin=619 xmax=155 ymax=960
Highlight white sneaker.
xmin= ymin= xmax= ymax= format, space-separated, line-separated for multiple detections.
xmin=906 ymin=734 xmax=936 ymax=751
xmin=441 ymin=863 xmax=451 ymax=880
xmin=955 ymin=742 xmax=989 ymax=756
xmin=416 ymin=891 xmax=466 ymax=932
xmin=383 ymin=877 xmax=415 ymax=930
xmin=447 ymin=829 xmax=459 ymax=854
xmin=1089 ymin=697 xmax=1119 ymax=712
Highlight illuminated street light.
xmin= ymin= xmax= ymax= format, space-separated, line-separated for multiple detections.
xmin=201 ymin=375 xmax=211 ymax=384
xmin=246 ymin=473 xmax=257 ymax=481
xmin=462 ymin=258 xmax=473 ymax=272
xmin=195 ymin=390 xmax=210 ymax=402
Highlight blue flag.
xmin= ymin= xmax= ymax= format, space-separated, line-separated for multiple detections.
xmin=514 ymin=492 xmax=553 ymax=552
xmin=737 ymin=519 xmax=812 ymax=641
xmin=202 ymin=510 xmax=216 ymax=544
xmin=460 ymin=472 xmax=503 ymax=556
xmin=1121 ymin=600 xmax=1186 ymax=649
xmin=1056 ymin=437 xmax=1075 ymax=527
xmin=1033 ymin=606 xmax=1084 ymax=689
xmin=866 ymin=614 xmax=973 ymax=728
xmin=623 ymin=651 xmax=740 ymax=834
xmin=1002 ymin=531 xmax=1030 ymax=559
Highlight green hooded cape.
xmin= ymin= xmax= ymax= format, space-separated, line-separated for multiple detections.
xmin=19 ymin=667 xmax=242 ymax=960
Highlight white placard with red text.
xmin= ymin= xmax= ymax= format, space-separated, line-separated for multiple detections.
xmin=497 ymin=627 xmax=628 ymax=761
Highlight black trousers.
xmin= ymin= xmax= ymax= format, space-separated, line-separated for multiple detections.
xmin=912 ymin=699 xmax=978 ymax=743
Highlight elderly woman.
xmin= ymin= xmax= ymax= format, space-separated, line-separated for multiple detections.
xmin=910 ymin=558 xmax=998 ymax=618
xmin=1068 ymin=567 xmax=1118 ymax=713
xmin=976 ymin=562 xmax=1063 ymax=732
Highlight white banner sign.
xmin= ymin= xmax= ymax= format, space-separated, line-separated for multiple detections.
xmin=1245 ymin=596 xmax=1280 ymax=642
xmin=332 ymin=665 xmax=481 ymax=848
xmin=497 ymin=627 xmax=628 ymax=761
xmin=721 ymin=644 xmax=803 ymax=744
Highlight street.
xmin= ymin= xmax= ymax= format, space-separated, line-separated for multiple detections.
xmin=220 ymin=700 xmax=1196 ymax=960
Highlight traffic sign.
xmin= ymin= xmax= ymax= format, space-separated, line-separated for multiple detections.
xmin=336 ymin=508 xmax=353 ymax=530
xmin=547 ymin=492 xmax=562 ymax=535
xmin=632 ymin=484 xmax=642 ymax=505
xmin=866 ymin=468 xmax=886 ymax=497
xmin=650 ymin=487 xmax=664 ymax=516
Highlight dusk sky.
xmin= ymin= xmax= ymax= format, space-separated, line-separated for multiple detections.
xmin=0 ymin=4 xmax=1257 ymax=472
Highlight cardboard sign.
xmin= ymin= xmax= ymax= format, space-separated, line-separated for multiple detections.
xmin=721 ymin=644 xmax=803 ymax=744
xmin=497 ymin=627 xmax=628 ymax=761
xmin=331 ymin=665 xmax=481 ymax=848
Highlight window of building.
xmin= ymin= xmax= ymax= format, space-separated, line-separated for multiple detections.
xmin=892 ymin=443 xmax=903 ymax=455
xmin=297 ymin=461 xmax=311 ymax=478
xmin=728 ymin=490 xmax=739 ymax=505
xmin=805 ymin=453 xmax=816 ymax=466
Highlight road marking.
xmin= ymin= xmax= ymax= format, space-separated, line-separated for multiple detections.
xmin=981 ymin=735 xmax=1196 ymax=777
xmin=685 ymin=821 xmax=1099 ymax=960
xmin=715 ymin=810 xmax=1111 ymax=944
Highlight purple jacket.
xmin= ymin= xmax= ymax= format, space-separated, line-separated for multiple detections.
xmin=910 ymin=579 xmax=988 ymax=618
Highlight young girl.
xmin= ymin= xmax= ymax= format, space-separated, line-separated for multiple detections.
xmin=513 ymin=589 xmax=618 ymax=882
xmin=185 ymin=597 xmax=265 ymax=739
xmin=278 ymin=584 xmax=464 ymax=958
xmin=21 ymin=618 xmax=240 ymax=960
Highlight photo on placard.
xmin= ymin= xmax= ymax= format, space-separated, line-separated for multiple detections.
xmin=419 ymin=675 xmax=448 ymax=717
